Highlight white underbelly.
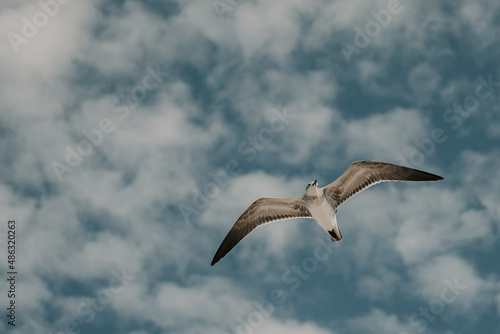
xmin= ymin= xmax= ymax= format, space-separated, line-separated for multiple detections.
xmin=307 ymin=199 xmax=336 ymax=231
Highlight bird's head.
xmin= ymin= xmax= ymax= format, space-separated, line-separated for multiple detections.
xmin=305 ymin=179 xmax=319 ymax=195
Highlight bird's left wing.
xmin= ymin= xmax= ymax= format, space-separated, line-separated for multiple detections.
xmin=211 ymin=197 xmax=311 ymax=266
xmin=323 ymin=161 xmax=444 ymax=209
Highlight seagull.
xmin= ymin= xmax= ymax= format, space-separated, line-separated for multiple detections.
xmin=211 ymin=161 xmax=443 ymax=266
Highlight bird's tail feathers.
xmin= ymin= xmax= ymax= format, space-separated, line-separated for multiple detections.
xmin=327 ymin=225 xmax=343 ymax=242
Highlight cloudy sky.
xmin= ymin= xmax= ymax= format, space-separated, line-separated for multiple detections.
xmin=1 ymin=0 xmax=499 ymax=333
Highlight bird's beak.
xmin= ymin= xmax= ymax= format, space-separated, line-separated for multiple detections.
xmin=314 ymin=180 xmax=318 ymax=186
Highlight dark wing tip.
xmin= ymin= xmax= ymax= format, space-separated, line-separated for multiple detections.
xmin=211 ymin=252 xmax=219 ymax=266
xmin=390 ymin=164 xmax=444 ymax=182
xmin=211 ymin=247 xmax=227 ymax=266
xmin=210 ymin=228 xmax=242 ymax=266
xmin=210 ymin=244 xmax=226 ymax=266
xmin=415 ymin=170 xmax=444 ymax=181
xmin=211 ymin=239 xmax=232 ymax=265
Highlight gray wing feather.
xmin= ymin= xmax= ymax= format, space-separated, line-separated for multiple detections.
xmin=211 ymin=197 xmax=311 ymax=266
xmin=323 ymin=161 xmax=443 ymax=208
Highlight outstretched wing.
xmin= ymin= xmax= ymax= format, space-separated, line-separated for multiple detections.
xmin=323 ymin=161 xmax=443 ymax=209
xmin=211 ymin=197 xmax=311 ymax=266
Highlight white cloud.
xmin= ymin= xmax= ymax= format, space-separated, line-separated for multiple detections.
xmin=460 ymin=0 xmax=500 ymax=48
xmin=356 ymin=268 xmax=400 ymax=300
xmin=110 ymin=275 xmax=336 ymax=334
xmin=408 ymin=63 xmax=441 ymax=102
xmin=346 ymin=308 xmax=408 ymax=334
xmin=0 ymin=1 xmax=98 ymax=116
xmin=257 ymin=319 xmax=335 ymax=334
xmin=458 ymin=150 xmax=500 ymax=220
xmin=233 ymin=0 xmax=312 ymax=63
xmin=80 ymin=1 xmax=170 ymax=76
xmin=410 ymin=255 xmax=499 ymax=316
xmin=343 ymin=107 xmax=432 ymax=161
xmin=395 ymin=187 xmax=493 ymax=264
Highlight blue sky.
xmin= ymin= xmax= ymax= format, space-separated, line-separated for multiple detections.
xmin=0 ymin=0 xmax=499 ymax=333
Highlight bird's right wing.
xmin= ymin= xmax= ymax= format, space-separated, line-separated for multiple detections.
xmin=323 ymin=161 xmax=444 ymax=208
xmin=211 ymin=197 xmax=311 ymax=266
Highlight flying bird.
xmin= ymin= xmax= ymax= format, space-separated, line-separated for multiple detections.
xmin=211 ymin=161 xmax=443 ymax=266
